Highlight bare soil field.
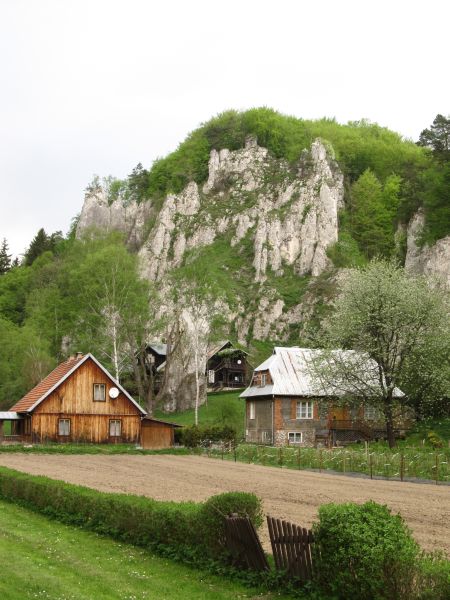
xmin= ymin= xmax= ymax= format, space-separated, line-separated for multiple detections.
xmin=0 ymin=454 xmax=448 ymax=554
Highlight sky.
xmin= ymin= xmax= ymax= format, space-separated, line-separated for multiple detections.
xmin=0 ymin=0 xmax=449 ymax=258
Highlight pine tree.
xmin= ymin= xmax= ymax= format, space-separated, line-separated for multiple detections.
xmin=0 ymin=238 xmax=12 ymax=274
xmin=24 ymin=228 xmax=50 ymax=266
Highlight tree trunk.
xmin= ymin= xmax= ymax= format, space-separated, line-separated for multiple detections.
xmin=384 ymin=399 xmax=396 ymax=449
xmin=146 ymin=362 xmax=154 ymax=416
xmin=194 ymin=348 xmax=199 ymax=426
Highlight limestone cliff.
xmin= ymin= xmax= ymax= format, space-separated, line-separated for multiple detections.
xmin=76 ymin=137 xmax=344 ymax=410
xmin=405 ymin=212 xmax=450 ymax=288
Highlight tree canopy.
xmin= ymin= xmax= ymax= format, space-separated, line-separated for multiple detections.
xmin=315 ymin=260 xmax=449 ymax=447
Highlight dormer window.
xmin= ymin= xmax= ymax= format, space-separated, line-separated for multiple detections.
xmin=261 ymin=373 xmax=267 ymax=387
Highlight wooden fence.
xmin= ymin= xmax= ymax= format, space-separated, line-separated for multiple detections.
xmin=224 ymin=515 xmax=269 ymax=572
xmin=224 ymin=515 xmax=314 ymax=582
xmin=267 ymin=516 xmax=314 ymax=581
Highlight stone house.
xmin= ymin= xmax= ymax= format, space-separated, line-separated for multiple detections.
xmin=240 ymin=347 xmax=408 ymax=447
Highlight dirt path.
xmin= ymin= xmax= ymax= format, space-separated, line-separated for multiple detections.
xmin=0 ymin=454 xmax=448 ymax=554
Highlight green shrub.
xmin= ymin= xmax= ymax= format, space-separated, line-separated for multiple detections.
xmin=181 ymin=425 xmax=237 ymax=448
xmin=0 ymin=467 xmax=261 ymax=564
xmin=312 ymin=501 xmax=419 ymax=599
xmin=199 ymin=492 xmax=263 ymax=556
xmin=415 ymin=552 xmax=450 ymax=600
xmin=426 ymin=431 xmax=444 ymax=448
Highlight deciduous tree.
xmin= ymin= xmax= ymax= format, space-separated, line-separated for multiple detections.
xmin=313 ymin=260 xmax=449 ymax=447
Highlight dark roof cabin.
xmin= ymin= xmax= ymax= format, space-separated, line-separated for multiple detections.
xmin=206 ymin=341 xmax=250 ymax=390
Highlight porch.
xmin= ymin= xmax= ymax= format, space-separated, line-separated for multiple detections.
xmin=0 ymin=412 xmax=25 ymax=444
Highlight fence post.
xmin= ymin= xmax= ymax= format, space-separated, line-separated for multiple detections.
xmin=343 ymin=452 xmax=346 ymax=473
xmin=297 ymin=447 xmax=301 ymax=470
xmin=400 ymin=452 xmax=404 ymax=482
xmin=369 ymin=453 xmax=373 ymax=479
xmin=221 ymin=443 xmax=224 ymax=461
xmin=319 ymin=449 xmax=323 ymax=473
xmin=435 ymin=452 xmax=439 ymax=485
xmin=234 ymin=445 xmax=237 ymax=462
xmin=278 ymin=447 xmax=283 ymax=467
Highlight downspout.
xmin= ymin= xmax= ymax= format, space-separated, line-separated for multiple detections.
xmin=272 ymin=396 xmax=274 ymax=446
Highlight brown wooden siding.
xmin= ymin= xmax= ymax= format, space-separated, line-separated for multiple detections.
xmin=141 ymin=421 xmax=174 ymax=449
xmin=31 ymin=358 xmax=142 ymax=443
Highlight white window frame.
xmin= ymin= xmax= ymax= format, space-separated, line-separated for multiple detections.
xmin=248 ymin=401 xmax=255 ymax=420
xmin=260 ymin=372 xmax=267 ymax=387
xmin=364 ymin=405 xmax=380 ymax=420
xmin=58 ymin=418 xmax=70 ymax=436
xmin=288 ymin=431 xmax=303 ymax=445
xmin=109 ymin=419 xmax=121 ymax=437
xmin=93 ymin=383 xmax=106 ymax=402
xmin=296 ymin=401 xmax=313 ymax=419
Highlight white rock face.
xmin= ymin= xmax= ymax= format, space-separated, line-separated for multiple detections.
xmin=76 ymin=187 xmax=151 ymax=249
xmin=405 ymin=212 xmax=450 ymax=288
xmin=76 ymin=138 xmax=345 ymax=409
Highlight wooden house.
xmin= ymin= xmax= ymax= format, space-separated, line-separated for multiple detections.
xmin=146 ymin=340 xmax=251 ymax=392
xmin=240 ymin=347 xmax=410 ymax=447
xmin=3 ymin=353 xmax=146 ymax=444
xmin=206 ymin=341 xmax=250 ymax=390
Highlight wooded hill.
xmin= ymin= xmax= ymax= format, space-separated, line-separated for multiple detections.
xmin=0 ymin=109 xmax=448 ymax=411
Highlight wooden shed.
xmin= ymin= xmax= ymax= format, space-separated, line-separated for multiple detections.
xmin=140 ymin=417 xmax=181 ymax=449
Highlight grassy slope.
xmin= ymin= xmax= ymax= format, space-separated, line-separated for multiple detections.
xmin=0 ymin=499 xmax=277 ymax=600
xmin=154 ymin=390 xmax=246 ymax=434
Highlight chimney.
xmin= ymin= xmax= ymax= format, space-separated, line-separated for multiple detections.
xmin=76 ymin=352 xmax=83 ymax=360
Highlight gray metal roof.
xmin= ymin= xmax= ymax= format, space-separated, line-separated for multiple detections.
xmin=147 ymin=343 xmax=167 ymax=356
xmin=0 ymin=412 xmax=23 ymax=420
xmin=240 ymin=347 xmax=404 ymax=399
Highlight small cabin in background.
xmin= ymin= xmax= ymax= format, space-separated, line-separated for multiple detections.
xmin=144 ymin=340 xmax=251 ymax=393
xmin=206 ymin=341 xmax=250 ymax=390
xmin=240 ymin=347 xmax=411 ymax=447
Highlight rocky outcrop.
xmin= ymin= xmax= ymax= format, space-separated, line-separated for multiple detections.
xmin=135 ymin=137 xmax=344 ymax=284
xmin=405 ymin=212 xmax=450 ymax=288
xmin=76 ymin=138 xmax=345 ymax=411
xmin=76 ymin=186 xmax=152 ymax=249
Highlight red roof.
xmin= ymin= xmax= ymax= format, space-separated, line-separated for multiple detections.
xmin=10 ymin=355 xmax=85 ymax=413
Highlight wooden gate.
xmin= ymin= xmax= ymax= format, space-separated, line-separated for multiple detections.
xmin=224 ymin=516 xmax=269 ymax=572
xmin=267 ymin=516 xmax=314 ymax=581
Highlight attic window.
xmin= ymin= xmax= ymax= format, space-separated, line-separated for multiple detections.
xmin=260 ymin=373 xmax=267 ymax=387
xmin=93 ymin=384 xmax=106 ymax=402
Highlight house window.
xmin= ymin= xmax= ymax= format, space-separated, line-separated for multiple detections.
xmin=58 ymin=419 xmax=70 ymax=436
xmin=288 ymin=431 xmax=303 ymax=445
xmin=109 ymin=420 xmax=121 ymax=437
xmin=249 ymin=401 xmax=256 ymax=420
xmin=296 ymin=401 xmax=313 ymax=419
xmin=93 ymin=383 xmax=106 ymax=401
xmin=260 ymin=373 xmax=267 ymax=387
xmin=364 ymin=405 xmax=380 ymax=420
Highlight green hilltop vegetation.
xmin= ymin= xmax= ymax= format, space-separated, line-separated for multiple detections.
xmin=108 ymin=108 xmax=449 ymax=246
xmin=0 ymin=110 xmax=448 ymax=410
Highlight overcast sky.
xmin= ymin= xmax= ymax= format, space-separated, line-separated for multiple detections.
xmin=0 ymin=0 xmax=448 ymax=257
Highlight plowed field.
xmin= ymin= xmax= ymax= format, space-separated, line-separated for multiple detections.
xmin=0 ymin=454 xmax=448 ymax=554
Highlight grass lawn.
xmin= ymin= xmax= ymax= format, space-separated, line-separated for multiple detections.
xmin=0 ymin=500 xmax=283 ymax=600
xmin=154 ymin=390 xmax=246 ymax=434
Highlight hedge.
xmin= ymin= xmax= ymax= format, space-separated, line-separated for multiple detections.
xmin=0 ymin=466 xmax=262 ymax=565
